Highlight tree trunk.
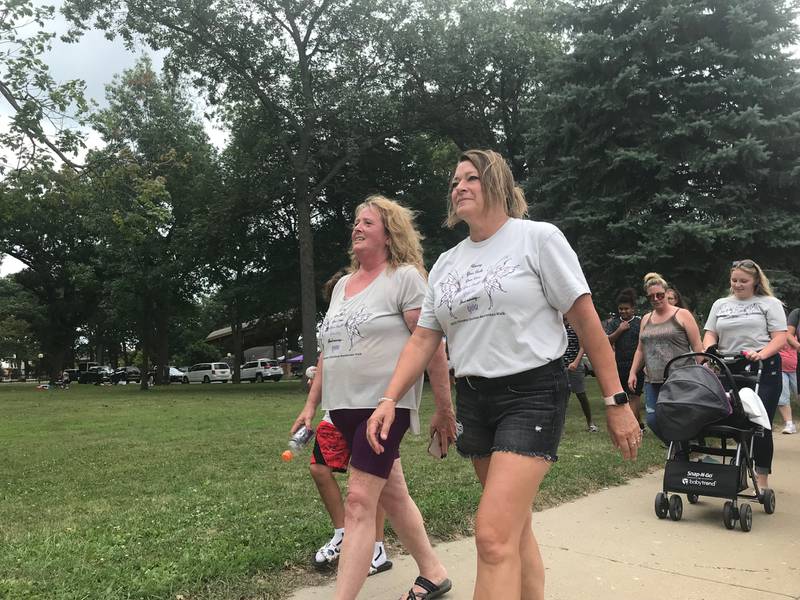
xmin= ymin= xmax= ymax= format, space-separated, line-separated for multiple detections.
xmin=295 ymin=174 xmax=318 ymax=372
xmin=154 ymin=312 xmax=170 ymax=385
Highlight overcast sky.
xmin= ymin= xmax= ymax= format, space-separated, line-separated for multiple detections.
xmin=1 ymin=1 xmax=227 ymax=276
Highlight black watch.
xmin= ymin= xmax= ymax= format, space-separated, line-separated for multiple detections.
xmin=603 ymin=391 xmax=629 ymax=406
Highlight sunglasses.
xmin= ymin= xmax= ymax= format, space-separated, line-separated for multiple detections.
xmin=647 ymin=292 xmax=665 ymax=301
xmin=732 ymin=260 xmax=755 ymax=268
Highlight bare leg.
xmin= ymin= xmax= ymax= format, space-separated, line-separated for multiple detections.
xmin=472 ymin=452 xmax=550 ymax=600
xmin=575 ymin=392 xmax=594 ymax=428
xmin=778 ymin=404 xmax=793 ymax=426
xmin=629 ymin=394 xmax=643 ymax=427
xmin=334 ymin=468 xmax=385 ymax=600
xmin=379 ymin=459 xmax=448 ymax=598
xmin=375 ymin=504 xmax=386 ymax=542
xmin=310 ymin=463 xmax=345 ymax=528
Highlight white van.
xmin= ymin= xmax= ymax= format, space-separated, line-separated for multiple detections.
xmin=184 ymin=362 xmax=231 ymax=384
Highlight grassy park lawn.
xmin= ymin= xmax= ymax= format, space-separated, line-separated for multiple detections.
xmin=0 ymin=379 xmax=665 ymax=600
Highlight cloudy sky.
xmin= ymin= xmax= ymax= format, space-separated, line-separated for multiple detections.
xmin=1 ymin=1 xmax=226 ymax=276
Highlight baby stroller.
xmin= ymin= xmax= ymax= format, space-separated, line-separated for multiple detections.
xmin=653 ymin=351 xmax=776 ymax=532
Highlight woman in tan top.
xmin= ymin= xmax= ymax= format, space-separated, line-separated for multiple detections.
xmin=629 ymin=273 xmax=703 ymax=441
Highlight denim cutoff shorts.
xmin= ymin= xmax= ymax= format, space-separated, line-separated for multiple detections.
xmin=454 ymin=360 xmax=569 ymax=462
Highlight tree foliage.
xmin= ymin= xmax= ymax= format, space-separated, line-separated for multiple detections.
xmin=530 ymin=0 xmax=800 ymax=312
xmin=0 ymin=0 xmax=89 ymax=173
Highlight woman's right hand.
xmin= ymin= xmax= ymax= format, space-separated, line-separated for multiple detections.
xmin=367 ymin=400 xmax=397 ymax=455
xmin=627 ymin=374 xmax=637 ymax=393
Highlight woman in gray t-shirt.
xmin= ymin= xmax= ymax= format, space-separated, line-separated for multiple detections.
xmin=367 ymin=150 xmax=641 ymax=600
xmin=703 ymin=259 xmax=787 ymax=491
xmin=290 ymin=195 xmax=455 ymax=600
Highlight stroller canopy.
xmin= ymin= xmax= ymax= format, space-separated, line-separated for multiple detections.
xmin=656 ymin=363 xmax=732 ymax=441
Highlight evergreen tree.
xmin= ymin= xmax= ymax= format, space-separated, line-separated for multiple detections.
xmin=529 ymin=0 xmax=800 ymax=311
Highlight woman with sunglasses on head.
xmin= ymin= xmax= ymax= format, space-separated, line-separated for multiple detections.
xmin=366 ymin=149 xmax=640 ymax=600
xmin=703 ymin=260 xmax=787 ymax=491
xmin=628 ymin=273 xmax=703 ymax=440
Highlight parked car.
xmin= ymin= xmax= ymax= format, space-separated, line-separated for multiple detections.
xmin=147 ymin=366 xmax=186 ymax=384
xmin=79 ymin=365 xmax=115 ymax=384
xmin=112 ymin=366 xmax=141 ymax=384
xmin=240 ymin=358 xmax=283 ymax=383
xmin=63 ymin=368 xmax=82 ymax=384
xmin=183 ymin=362 xmax=231 ymax=384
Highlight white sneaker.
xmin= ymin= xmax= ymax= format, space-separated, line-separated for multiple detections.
xmin=782 ymin=421 xmax=797 ymax=434
xmin=313 ymin=538 xmax=341 ymax=568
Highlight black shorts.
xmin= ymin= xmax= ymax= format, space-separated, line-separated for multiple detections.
xmin=454 ymin=361 xmax=569 ymax=462
xmin=618 ymin=362 xmax=644 ymax=396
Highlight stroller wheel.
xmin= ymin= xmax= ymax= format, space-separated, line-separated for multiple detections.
xmin=723 ymin=501 xmax=737 ymax=530
xmin=761 ymin=488 xmax=776 ymax=514
xmin=654 ymin=492 xmax=668 ymax=519
xmin=668 ymin=494 xmax=683 ymax=521
xmin=687 ymin=493 xmax=699 ymax=504
xmin=739 ymin=503 xmax=752 ymax=532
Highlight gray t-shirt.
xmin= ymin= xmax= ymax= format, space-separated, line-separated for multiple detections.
xmin=320 ymin=265 xmax=426 ymax=433
xmin=418 ymin=218 xmax=590 ymax=378
xmin=704 ymin=295 xmax=787 ymax=354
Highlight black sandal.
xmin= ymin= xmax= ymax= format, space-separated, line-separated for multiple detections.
xmin=405 ymin=575 xmax=452 ymax=599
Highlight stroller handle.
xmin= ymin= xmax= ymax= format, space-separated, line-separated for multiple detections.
xmin=662 ymin=351 xmax=759 ymax=391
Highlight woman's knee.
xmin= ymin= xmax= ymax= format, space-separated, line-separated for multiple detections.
xmin=474 ymin=521 xmax=518 ymax=565
xmin=345 ymin=484 xmax=380 ymax=522
xmin=309 ymin=463 xmax=332 ymax=484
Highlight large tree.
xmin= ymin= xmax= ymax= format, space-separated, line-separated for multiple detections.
xmin=529 ymin=0 xmax=800 ymax=312
xmin=0 ymin=167 xmax=101 ymax=378
xmin=62 ymin=0 xmax=409 ymax=370
xmin=90 ymin=58 xmax=218 ymax=386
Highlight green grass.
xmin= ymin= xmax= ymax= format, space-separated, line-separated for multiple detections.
xmin=0 ymin=379 xmax=665 ymax=600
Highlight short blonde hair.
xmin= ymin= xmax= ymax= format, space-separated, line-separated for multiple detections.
xmin=730 ymin=259 xmax=774 ymax=297
xmin=446 ymin=149 xmax=528 ymax=228
xmin=349 ymin=195 xmax=426 ymax=275
xmin=643 ymin=272 xmax=668 ymax=292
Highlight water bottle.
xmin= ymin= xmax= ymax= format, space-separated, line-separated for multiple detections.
xmin=281 ymin=426 xmax=315 ymax=462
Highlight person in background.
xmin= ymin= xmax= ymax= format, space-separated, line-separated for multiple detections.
xmin=605 ymin=288 xmax=645 ymax=432
xmin=367 ymin=149 xmax=640 ymax=600
xmin=628 ymin=273 xmax=703 ymax=440
xmin=291 ymin=196 xmax=454 ymax=600
xmin=563 ymin=315 xmax=597 ymax=432
xmin=665 ymin=286 xmax=687 ymax=309
xmin=777 ymin=306 xmax=799 ymax=434
xmin=703 ymin=259 xmax=787 ymax=491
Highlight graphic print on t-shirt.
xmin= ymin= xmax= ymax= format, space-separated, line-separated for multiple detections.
xmin=716 ymin=302 xmax=766 ymax=319
xmin=437 ymin=256 xmax=518 ymax=321
xmin=321 ymin=304 xmax=372 ymax=354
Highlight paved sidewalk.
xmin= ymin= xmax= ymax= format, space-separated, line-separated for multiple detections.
xmin=290 ymin=433 xmax=800 ymax=600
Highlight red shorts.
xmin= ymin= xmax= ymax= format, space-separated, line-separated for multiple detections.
xmin=310 ymin=420 xmax=350 ymax=473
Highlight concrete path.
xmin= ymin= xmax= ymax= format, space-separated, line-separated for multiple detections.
xmin=290 ymin=433 xmax=800 ymax=599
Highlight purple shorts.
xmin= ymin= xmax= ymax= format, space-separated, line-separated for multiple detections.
xmin=329 ymin=408 xmax=410 ymax=479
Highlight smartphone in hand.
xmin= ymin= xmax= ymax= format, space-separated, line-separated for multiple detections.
xmin=427 ymin=431 xmax=446 ymax=459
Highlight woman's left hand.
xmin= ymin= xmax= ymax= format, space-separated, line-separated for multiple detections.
xmin=744 ymin=349 xmax=763 ymax=362
xmin=429 ymin=407 xmax=457 ymax=455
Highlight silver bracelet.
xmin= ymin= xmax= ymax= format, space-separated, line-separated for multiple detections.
xmin=377 ymin=396 xmax=396 ymax=405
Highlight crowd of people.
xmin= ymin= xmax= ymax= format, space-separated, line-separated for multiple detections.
xmin=288 ymin=149 xmax=798 ymax=600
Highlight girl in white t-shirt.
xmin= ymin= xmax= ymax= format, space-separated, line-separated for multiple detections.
xmin=703 ymin=259 xmax=787 ymax=491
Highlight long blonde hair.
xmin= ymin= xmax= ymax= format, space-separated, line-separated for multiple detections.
xmin=348 ymin=195 xmax=426 ymax=276
xmin=446 ymin=149 xmax=528 ymax=228
xmin=730 ymin=259 xmax=774 ymax=297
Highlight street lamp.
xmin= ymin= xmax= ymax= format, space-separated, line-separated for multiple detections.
xmin=37 ymin=353 xmax=44 ymax=383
